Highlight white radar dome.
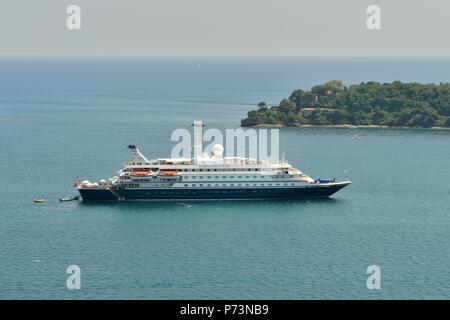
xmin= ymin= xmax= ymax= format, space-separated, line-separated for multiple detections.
xmin=212 ymin=144 xmax=224 ymax=157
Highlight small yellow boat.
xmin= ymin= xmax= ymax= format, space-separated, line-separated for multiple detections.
xmin=33 ymin=198 xmax=45 ymax=203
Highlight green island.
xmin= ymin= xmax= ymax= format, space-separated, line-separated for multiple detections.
xmin=241 ymin=80 xmax=450 ymax=128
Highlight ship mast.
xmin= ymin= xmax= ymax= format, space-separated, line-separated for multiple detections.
xmin=192 ymin=120 xmax=204 ymax=164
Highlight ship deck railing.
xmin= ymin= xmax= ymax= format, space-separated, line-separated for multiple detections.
xmin=124 ymin=159 xmax=287 ymax=167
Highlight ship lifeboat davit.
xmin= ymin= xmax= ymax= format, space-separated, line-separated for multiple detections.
xmin=158 ymin=171 xmax=181 ymax=176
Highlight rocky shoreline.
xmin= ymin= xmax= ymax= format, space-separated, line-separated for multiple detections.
xmin=244 ymin=123 xmax=450 ymax=130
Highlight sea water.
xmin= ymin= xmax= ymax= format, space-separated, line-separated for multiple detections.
xmin=1 ymin=57 xmax=450 ymax=299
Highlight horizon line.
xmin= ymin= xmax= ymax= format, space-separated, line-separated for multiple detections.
xmin=0 ymin=54 xmax=450 ymax=59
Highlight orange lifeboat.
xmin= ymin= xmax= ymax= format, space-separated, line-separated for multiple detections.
xmin=158 ymin=171 xmax=181 ymax=176
xmin=131 ymin=171 xmax=151 ymax=177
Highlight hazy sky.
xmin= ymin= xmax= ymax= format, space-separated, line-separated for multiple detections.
xmin=0 ymin=0 xmax=449 ymax=56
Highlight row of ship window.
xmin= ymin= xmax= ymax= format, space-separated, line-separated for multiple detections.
xmin=130 ymin=175 xmax=290 ymax=182
xmin=125 ymin=183 xmax=297 ymax=188
xmin=188 ymin=175 xmax=287 ymax=179
xmin=150 ymin=168 xmax=268 ymax=172
xmin=184 ymin=183 xmax=297 ymax=187
xmin=142 ymin=189 xmax=295 ymax=195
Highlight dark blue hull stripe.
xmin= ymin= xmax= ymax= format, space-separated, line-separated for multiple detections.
xmin=78 ymin=185 xmax=349 ymax=201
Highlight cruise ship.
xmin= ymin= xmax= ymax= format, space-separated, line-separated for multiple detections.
xmin=77 ymin=124 xmax=350 ymax=201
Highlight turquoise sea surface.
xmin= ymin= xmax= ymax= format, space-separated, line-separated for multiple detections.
xmin=1 ymin=57 xmax=450 ymax=299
